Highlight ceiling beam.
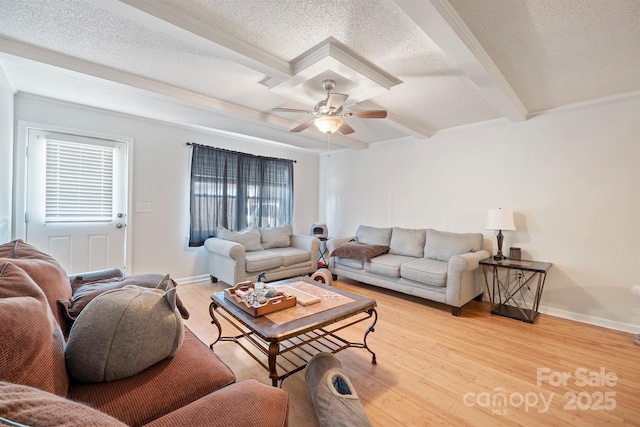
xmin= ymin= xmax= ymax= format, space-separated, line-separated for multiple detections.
xmin=395 ymin=0 xmax=528 ymax=122
xmin=83 ymin=0 xmax=292 ymax=82
xmin=0 ymin=36 xmax=266 ymax=119
xmin=0 ymin=36 xmax=368 ymax=151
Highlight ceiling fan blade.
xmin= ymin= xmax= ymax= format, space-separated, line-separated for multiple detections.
xmin=327 ymin=93 xmax=348 ymax=110
xmin=346 ymin=110 xmax=388 ymax=119
xmin=273 ymin=107 xmax=313 ymax=114
xmin=338 ymin=122 xmax=355 ymax=135
xmin=290 ymin=119 xmax=315 ymax=133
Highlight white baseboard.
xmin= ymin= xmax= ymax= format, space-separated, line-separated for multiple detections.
xmin=538 ymin=305 xmax=638 ymax=334
xmin=175 ymin=274 xmax=211 ymax=285
xmin=477 ymin=295 xmax=638 ymax=334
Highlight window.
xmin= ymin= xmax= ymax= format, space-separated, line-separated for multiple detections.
xmin=45 ymin=139 xmax=114 ymax=222
xmin=189 ymin=144 xmax=294 ymax=246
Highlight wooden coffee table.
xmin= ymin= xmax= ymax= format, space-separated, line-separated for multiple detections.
xmin=209 ymin=276 xmax=377 ymax=387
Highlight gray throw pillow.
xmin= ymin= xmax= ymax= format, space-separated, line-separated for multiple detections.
xmin=260 ymin=224 xmax=293 ymax=249
xmin=216 ymin=225 xmax=264 ymax=251
xmin=389 ymin=227 xmax=426 ymax=258
xmin=424 ymin=229 xmax=482 ymax=262
xmin=65 ymin=285 xmax=184 ymax=383
xmin=355 ymin=225 xmax=393 ymax=246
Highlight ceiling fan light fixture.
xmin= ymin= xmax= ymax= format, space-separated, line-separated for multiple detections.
xmin=314 ymin=116 xmax=343 ymax=134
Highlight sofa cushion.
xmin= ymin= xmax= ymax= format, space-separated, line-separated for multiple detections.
xmin=245 ymin=251 xmax=282 ymax=272
xmin=0 ymin=382 xmax=127 ymax=427
xmin=364 ymin=254 xmax=413 ymax=278
xmin=59 ymin=273 xmax=190 ymax=325
xmin=0 ymin=240 xmax=72 ymax=331
xmin=269 ymin=247 xmax=310 ymax=266
xmin=355 ymin=225 xmax=393 ymax=246
xmin=424 ymin=229 xmax=483 ymax=262
xmin=389 ymin=227 xmax=426 ymax=258
xmin=401 ymin=258 xmax=448 ymax=287
xmin=67 ymin=328 xmax=236 ymax=426
xmin=0 ymin=262 xmax=69 ymax=397
xmin=259 ymin=224 xmax=293 ymax=249
xmin=217 ymin=225 xmax=263 ymax=251
xmin=334 ymin=257 xmax=364 ymax=270
xmin=65 ymin=286 xmax=184 ymax=383
xmin=330 ymin=241 xmax=389 ymax=262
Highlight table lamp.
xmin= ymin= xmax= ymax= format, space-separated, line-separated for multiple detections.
xmin=486 ymin=208 xmax=516 ymax=261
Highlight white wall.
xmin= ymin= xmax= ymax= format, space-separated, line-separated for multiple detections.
xmin=13 ymin=94 xmax=320 ymax=281
xmin=0 ymin=67 xmax=13 ymax=243
xmin=319 ymin=98 xmax=640 ymax=331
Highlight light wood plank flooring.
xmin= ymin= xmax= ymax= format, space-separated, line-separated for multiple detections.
xmin=177 ymin=279 xmax=640 ymax=427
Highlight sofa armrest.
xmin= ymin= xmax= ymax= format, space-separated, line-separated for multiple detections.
xmin=68 ymin=268 xmax=124 ymax=285
xmin=203 ymin=238 xmax=247 ymax=285
xmin=203 ymin=237 xmax=246 ymax=260
xmin=326 ymin=236 xmax=355 ymax=270
xmin=449 ymin=250 xmax=489 ymax=274
xmin=143 ymin=379 xmax=288 ymax=427
xmin=446 ymin=250 xmax=490 ymax=307
xmin=290 ymin=234 xmax=320 ymax=254
xmin=326 ymin=236 xmax=354 ymax=255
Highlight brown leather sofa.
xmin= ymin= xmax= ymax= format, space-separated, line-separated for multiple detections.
xmin=0 ymin=240 xmax=289 ymax=427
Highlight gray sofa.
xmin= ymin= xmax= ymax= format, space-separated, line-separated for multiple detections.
xmin=327 ymin=225 xmax=489 ymax=316
xmin=204 ymin=224 xmax=321 ymax=284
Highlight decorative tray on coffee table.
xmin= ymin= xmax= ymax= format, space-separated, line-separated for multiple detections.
xmin=224 ymin=281 xmax=297 ymax=317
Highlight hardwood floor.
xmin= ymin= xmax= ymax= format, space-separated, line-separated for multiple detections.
xmin=177 ymin=279 xmax=640 ymax=427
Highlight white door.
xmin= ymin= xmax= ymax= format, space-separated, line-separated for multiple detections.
xmin=25 ymin=129 xmax=128 ymax=275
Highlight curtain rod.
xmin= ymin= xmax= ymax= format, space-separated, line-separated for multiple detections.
xmin=186 ymin=142 xmax=297 ymax=163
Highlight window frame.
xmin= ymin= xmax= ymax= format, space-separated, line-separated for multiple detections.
xmin=188 ymin=144 xmax=294 ymax=247
xmin=44 ymin=138 xmax=116 ymax=223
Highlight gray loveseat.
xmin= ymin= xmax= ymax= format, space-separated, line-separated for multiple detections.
xmin=327 ymin=225 xmax=489 ymax=316
xmin=204 ymin=224 xmax=321 ymax=285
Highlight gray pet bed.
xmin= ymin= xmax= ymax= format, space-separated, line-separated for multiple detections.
xmin=305 ymin=352 xmax=373 ymax=427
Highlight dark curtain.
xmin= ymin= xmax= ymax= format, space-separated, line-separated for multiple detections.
xmin=189 ymin=144 xmax=294 ymax=247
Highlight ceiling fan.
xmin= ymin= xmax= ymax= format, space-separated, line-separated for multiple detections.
xmin=273 ymin=79 xmax=387 ymax=135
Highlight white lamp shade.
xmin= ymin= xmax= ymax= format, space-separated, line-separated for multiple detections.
xmin=486 ymin=209 xmax=516 ymax=231
xmin=314 ymin=116 xmax=343 ymax=133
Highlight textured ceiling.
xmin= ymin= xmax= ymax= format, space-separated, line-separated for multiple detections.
xmin=0 ymin=0 xmax=638 ymax=153
xmin=449 ymin=0 xmax=640 ymax=112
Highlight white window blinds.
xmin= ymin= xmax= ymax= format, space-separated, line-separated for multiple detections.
xmin=45 ymin=139 xmax=114 ymax=222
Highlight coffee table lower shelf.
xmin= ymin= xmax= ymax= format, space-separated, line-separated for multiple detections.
xmin=209 ymin=302 xmax=377 ymax=387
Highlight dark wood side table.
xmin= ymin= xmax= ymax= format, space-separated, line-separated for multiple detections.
xmin=479 ymin=258 xmax=552 ymax=323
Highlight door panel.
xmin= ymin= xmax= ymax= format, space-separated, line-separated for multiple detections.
xmin=26 ymin=129 xmax=127 ymax=275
